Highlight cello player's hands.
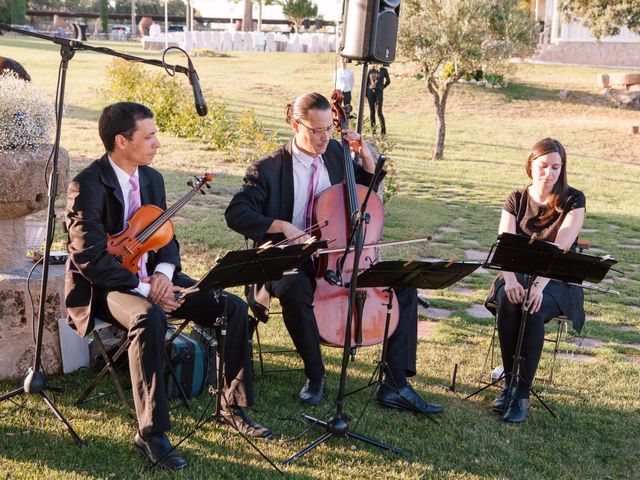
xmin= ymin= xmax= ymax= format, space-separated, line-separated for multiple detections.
xmin=268 ymin=220 xmax=311 ymax=244
xmin=344 ymin=128 xmax=374 ymax=164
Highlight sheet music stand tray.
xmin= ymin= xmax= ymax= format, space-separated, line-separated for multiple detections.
xmin=349 ymin=259 xmax=482 ymax=410
xmin=284 ymin=259 xmax=481 ymax=464
xmin=155 ymin=240 xmax=326 ymax=474
xmin=464 ymin=232 xmax=617 ymax=417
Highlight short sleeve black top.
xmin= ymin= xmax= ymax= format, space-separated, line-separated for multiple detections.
xmin=503 ymin=186 xmax=586 ymax=243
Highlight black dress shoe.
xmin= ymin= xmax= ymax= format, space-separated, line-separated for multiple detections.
xmin=134 ymin=432 xmax=188 ymax=471
xmin=502 ymin=397 xmax=530 ymax=424
xmin=376 ymin=384 xmax=444 ymax=415
xmin=217 ymin=407 xmax=273 ymax=439
xmin=299 ymin=376 xmax=326 ymax=405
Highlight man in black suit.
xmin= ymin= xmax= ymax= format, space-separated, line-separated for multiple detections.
xmin=65 ymin=102 xmax=271 ymax=472
xmin=225 ymin=92 xmax=443 ymax=415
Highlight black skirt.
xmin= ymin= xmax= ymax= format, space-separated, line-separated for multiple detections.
xmin=484 ymin=273 xmax=585 ymax=333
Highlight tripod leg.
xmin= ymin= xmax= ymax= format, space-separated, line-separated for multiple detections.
xmin=40 ymin=390 xmax=85 ymax=447
xmin=0 ymin=386 xmax=25 ymax=402
xmin=282 ymin=431 xmax=333 ymax=465
xmin=345 ymin=429 xmax=407 ymax=456
xmin=529 ymin=386 xmax=556 ymax=418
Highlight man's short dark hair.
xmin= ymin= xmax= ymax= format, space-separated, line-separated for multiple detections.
xmin=98 ymin=102 xmax=154 ymax=152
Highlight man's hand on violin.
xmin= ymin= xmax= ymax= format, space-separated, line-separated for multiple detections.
xmin=146 ymin=272 xmax=173 ymax=304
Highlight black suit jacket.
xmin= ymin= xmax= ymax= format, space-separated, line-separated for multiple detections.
xmin=64 ymin=154 xmax=181 ymax=336
xmin=225 ymin=139 xmax=385 ymax=244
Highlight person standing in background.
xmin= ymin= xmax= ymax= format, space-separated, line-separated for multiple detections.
xmin=334 ymin=58 xmax=356 ymax=117
xmin=366 ymin=64 xmax=390 ymax=135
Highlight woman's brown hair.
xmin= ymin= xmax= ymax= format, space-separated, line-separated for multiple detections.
xmin=525 ymin=137 xmax=568 ymax=225
xmin=284 ymin=92 xmax=330 ymax=125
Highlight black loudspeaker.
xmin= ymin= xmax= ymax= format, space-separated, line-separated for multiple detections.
xmin=340 ymin=0 xmax=401 ymax=63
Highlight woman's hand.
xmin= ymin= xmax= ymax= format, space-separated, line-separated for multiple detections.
xmin=527 ymin=284 xmax=544 ymax=313
xmin=503 ymin=273 xmax=525 ymax=305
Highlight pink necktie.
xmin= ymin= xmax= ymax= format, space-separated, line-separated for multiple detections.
xmin=304 ymin=156 xmax=321 ymax=231
xmin=128 ymin=176 xmax=148 ymax=279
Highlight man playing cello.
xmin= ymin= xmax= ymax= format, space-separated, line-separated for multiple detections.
xmin=225 ymin=92 xmax=443 ymax=415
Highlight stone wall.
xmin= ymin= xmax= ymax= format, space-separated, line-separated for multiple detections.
xmin=535 ymin=42 xmax=640 ymax=68
xmin=0 ymin=264 xmax=66 ymax=380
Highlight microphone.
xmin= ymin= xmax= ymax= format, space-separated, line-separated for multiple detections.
xmin=187 ymin=59 xmax=208 ymax=116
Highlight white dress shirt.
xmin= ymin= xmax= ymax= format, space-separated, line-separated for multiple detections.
xmin=334 ymin=67 xmax=355 ymax=93
xmin=108 ymin=157 xmax=175 ymax=297
xmin=291 ymin=140 xmax=332 ymax=231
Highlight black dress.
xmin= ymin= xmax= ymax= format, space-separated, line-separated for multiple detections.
xmin=485 ymin=185 xmax=587 ymax=391
xmin=485 ymin=185 xmax=587 ymax=332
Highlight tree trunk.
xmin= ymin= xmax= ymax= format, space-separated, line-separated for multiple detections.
xmin=243 ymin=0 xmax=254 ymax=32
xmin=433 ymin=100 xmax=446 ymax=160
xmin=257 ymin=2 xmax=263 ymax=32
xmin=431 ymin=83 xmax=451 ymax=160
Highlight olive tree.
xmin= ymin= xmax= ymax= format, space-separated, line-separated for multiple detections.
xmin=398 ymin=0 xmax=537 ymax=160
xmin=560 ymin=0 xmax=640 ymax=39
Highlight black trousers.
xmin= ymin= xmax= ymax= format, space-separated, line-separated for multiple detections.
xmin=496 ymin=284 xmax=562 ymax=393
xmin=343 ymin=91 xmax=352 ymax=112
xmin=265 ymin=263 xmax=418 ymax=383
xmin=95 ymin=273 xmax=253 ymax=437
xmin=366 ymin=88 xmax=386 ymax=134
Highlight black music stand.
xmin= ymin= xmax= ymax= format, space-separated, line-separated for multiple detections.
xmin=346 ymin=260 xmax=482 ymax=421
xmin=464 ymin=233 xmax=617 ymax=417
xmin=153 ymin=241 xmax=326 ymax=474
xmin=283 ymin=260 xmax=480 ymax=464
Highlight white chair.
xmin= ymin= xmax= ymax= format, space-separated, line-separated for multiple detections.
xmin=254 ymin=31 xmax=266 ymax=51
xmin=211 ymin=31 xmax=222 ymax=51
xmin=221 ymin=31 xmax=233 ymax=51
xmin=264 ymin=32 xmax=276 ymax=52
xmin=233 ymin=31 xmax=244 ymax=51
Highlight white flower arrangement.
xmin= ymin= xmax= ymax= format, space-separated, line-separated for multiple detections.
xmin=0 ymin=72 xmax=55 ymax=151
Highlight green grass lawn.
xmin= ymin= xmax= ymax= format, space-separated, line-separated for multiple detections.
xmin=1 ymin=36 xmax=639 ymax=480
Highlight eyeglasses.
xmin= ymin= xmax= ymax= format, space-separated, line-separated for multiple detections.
xmin=295 ymin=118 xmax=334 ymax=136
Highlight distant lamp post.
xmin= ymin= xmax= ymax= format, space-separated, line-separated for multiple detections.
xmin=131 ymin=0 xmax=136 ymax=39
xmin=165 ymin=0 xmax=168 ymax=49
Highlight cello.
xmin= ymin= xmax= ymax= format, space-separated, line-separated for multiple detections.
xmin=311 ymin=90 xmax=399 ymax=347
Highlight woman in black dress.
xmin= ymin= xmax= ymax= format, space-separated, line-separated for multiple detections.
xmin=486 ymin=138 xmax=586 ymax=424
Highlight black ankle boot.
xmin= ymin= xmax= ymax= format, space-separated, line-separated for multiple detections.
xmin=502 ymin=396 xmax=530 ymax=424
xmin=492 ymin=385 xmax=513 ymax=413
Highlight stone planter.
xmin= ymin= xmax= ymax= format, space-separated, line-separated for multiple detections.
xmin=0 ymin=145 xmax=69 ymax=380
xmin=0 ymin=145 xmax=69 ymax=270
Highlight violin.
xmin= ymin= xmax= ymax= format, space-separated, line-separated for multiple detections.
xmin=310 ymin=90 xmax=399 ymax=347
xmin=107 ymin=173 xmax=213 ymax=274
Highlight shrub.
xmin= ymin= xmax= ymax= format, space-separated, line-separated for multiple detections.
xmin=0 ymin=72 xmax=55 ymax=150
xmin=484 ymin=72 xmax=505 ymax=86
xmin=104 ymin=59 xmax=277 ymax=163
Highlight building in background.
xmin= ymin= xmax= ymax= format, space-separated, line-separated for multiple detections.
xmin=531 ymin=0 xmax=640 ymax=67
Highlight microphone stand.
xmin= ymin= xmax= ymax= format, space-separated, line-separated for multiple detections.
xmin=0 ymin=24 xmax=202 ymax=447
xmin=283 ymin=156 xmax=405 ymax=465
